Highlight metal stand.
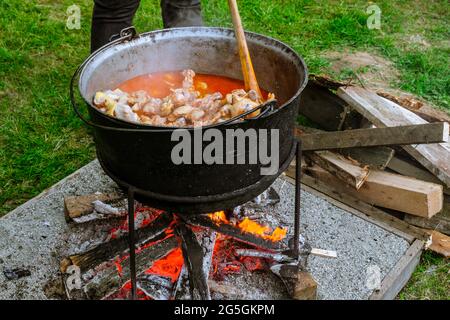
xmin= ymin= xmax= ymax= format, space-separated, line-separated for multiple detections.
xmin=127 ymin=188 xmax=137 ymax=300
xmin=292 ymin=139 xmax=302 ymax=259
xmin=125 ymin=139 xmax=303 ymax=299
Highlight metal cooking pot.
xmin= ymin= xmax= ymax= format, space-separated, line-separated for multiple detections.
xmin=71 ymin=27 xmax=308 ymax=213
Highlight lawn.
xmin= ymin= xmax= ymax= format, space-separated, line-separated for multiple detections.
xmin=0 ymin=0 xmax=448 ymax=299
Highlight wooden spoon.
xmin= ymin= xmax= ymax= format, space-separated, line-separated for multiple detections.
xmin=228 ymin=0 xmax=263 ymax=101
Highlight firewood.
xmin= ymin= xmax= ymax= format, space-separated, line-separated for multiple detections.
xmin=424 ymin=229 xmax=450 ymax=258
xmin=136 ymin=274 xmax=173 ymax=300
xmin=307 ymin=165 xmax=443 ymax=218
xmin=83 ymin=236 xmax=178 ymax=300
xmin=64 ymin=192 xmax=124 ymax=222
xmin=174 ymin=228 xmax=216 ymax=300
xmin=293 ymin=271 xmax=318 ymax=300
xmin=181 ymin=214 xmax=286 ymax=251
xmin=377 ymin=90 xmax=450 ymax=124
xmin=296 ymin=125 xmax=395 ymax=170
xmin=176 ymin=222 xmax=211 ymax=300
xmin=207 ymin=280 xmax=240 ymax=297
xmin=300 ymin=122 xmax=449 ymax=151
xmin=404 ymin=201 xmax=450 ymax=236
xmin=341 ymin=146 xmax=395 ymax=170
xmin=61 ymin=212 xmax=173 ymax=273
xmin=307 ymin=150 xmax=370 ymax=189
xmin=270 ymin=264 xmax=317 ymax=300
xmin=337 ymin=86 xmax=450 ymax=188
xmin=387 ymin=156 xmax=450 ymax=196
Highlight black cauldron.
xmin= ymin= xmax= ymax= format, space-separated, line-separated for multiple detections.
xmin=71 ymin=27 xmax=308 ymax=213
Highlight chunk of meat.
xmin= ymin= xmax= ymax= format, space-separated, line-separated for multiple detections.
xmin=182 ymin=69 xmax=195 ymax=89
xmin=114 ymin=104 xmax=140 ymax=123
xmin=92 ymin=69 xmax=274 ymax=127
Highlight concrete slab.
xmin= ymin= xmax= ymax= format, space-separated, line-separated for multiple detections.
xmin=0 ymin=160 xmax=411 ymax=300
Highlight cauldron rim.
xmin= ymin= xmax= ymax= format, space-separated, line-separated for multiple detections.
xmin=78 ymin=27 xmax=308 ymax=131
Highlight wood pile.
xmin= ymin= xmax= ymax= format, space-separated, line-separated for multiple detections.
xmin=289 ymin=77 xmax=450 ymax=258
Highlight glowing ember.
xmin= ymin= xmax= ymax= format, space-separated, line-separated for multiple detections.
xmin=105 ymin=205 xmax=285 ymax=299
xmin=145 ymin=248 xmax=184 ymax=282
xmin=109 ymin=247 xmax=183 ymax=300
xmin=211 ymin=235 xmax=268 ymax=281
xmin=208 ymin=211 xmax=287 ymax=242
xmin=208 ymin=211 xmax=228 ymax=225
xmin=109 ymin=207 xmax=163 ymax=240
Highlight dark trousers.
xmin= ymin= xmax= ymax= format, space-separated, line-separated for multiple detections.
xmin=91 ymin=0 xmax=202 ymax=52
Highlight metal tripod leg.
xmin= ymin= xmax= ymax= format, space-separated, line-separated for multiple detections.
xmin=127 ymin=188 xmax=137 ymax=300
xmin=293 ymin=139 xmax=302 ymax=259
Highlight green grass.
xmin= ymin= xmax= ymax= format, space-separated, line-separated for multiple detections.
xmin=398 ymin=251 xmax=449 ymax=300
xmin=0 ymin=0 xmax=449 ymax=299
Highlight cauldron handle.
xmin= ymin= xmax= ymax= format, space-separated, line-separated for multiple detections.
xmin=70 ymin=26 xmax=146 ymax=131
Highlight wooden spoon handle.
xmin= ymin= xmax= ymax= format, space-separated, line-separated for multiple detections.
xmin=228 ymin=0 xmax=263 ymax=100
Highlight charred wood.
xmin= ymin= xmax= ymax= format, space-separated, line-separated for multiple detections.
xmin=176 ymin=222 xmax=211 ymax=300
xmin=61 ymin=212 xmax=173 ymax=273
xmin=181 ymin=214 xmax=286 ymax=251
xmin=83 ymin=235 xmax=178 ymax=300
xmin=137 ymin=274 xmax=173 ymax=300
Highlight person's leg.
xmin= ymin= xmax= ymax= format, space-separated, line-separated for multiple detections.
xmin=91 ymin=0 xmax=140 ymax=53
xmin=160 ymin=0 xmax=203 ymax=28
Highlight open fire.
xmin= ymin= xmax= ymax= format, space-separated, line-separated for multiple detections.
xmin=60 ymin=189 xmax=297 ymax=300
xmin=102 ymin=205 xmax=288 ymax=300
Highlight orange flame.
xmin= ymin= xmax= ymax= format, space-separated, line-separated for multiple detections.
xmin=208 ymin=211 xmax=228 ymax=225
xmin=208 ymin=211 xmax=287 ymax=242
xmin=238 ymin=217 xmax=287 ymax=242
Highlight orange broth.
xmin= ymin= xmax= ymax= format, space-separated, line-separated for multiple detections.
xmin=117 ymin=71 xmax=268 ymax=99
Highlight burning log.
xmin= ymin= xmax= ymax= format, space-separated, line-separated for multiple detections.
xmin=251 ymin=187 xmax=280 ymax=207
xmin=173 ymin=228 xmax=216 ymax=300
xmin=83 ymin=235 xmax=178 ymax=300
xmin=173 ymin=265 xmax=190 ymax=300
xmin=176 ymin=222 xmax=212 ymax=300
xmin=181 ymin=214 xmax=287 ymax=251
xmin=136 ymin=274 xmax=173 ymax=300
xmin=61 ymin=212 xmax=173 ymax=273
xmin=207 ymin=280 xmax=239 ymax=297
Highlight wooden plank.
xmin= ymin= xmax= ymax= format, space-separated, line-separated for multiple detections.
xmin=404 ymin=202 xmax=450 ymax=236
xmin=369 ymin=239 xmax=424 ymax=300
xmin=425 ymin=229 xmax=450 ymax=257
xmin=387 ymin=156 xmax=450 ymax=196
xmin=296 ymin=125 xmax=395 ymax=169
xmin=377 ymin=90 xmax=450 ymax=124
xmin=283 ymin=168 xmax=429 ymax=242
xmin=300 ymin=122 xmax=449 ymax=151
xmin=308 ymin=151 xmax=369 ymax=189
xmin=307 ymin=166 xmax=443 ymax=218
xmin=337 ymin=86 xmax=450 ymax=187
xmin=402 ymin=144 xmax=450 ymax=188
xmin=342 ymin=146 xmax=395 ymax=170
